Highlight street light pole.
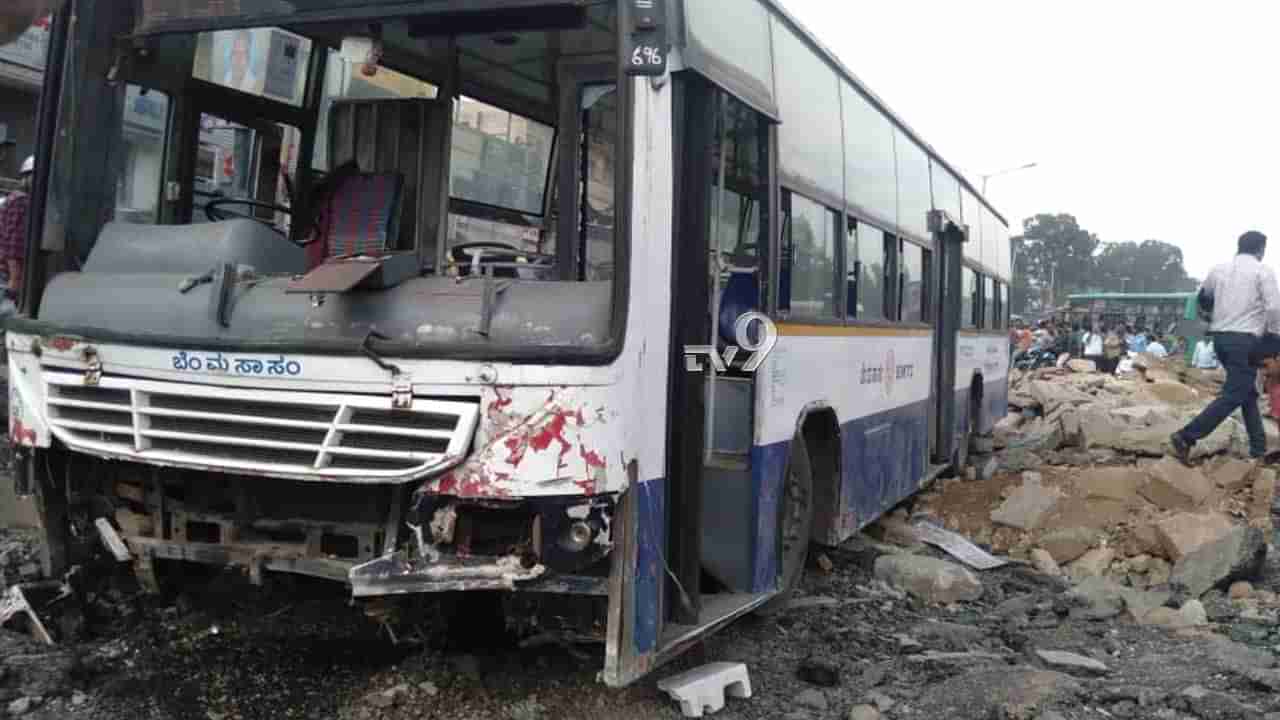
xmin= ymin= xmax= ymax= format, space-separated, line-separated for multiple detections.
xmin=980 ymin=162 xmax=1039 ymax=196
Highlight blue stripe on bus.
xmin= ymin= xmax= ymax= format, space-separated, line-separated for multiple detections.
xmin=633 ymin=475 xmax=666 ymax=654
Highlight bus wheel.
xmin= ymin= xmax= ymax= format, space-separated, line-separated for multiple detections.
xmin=758 ymin=433 xmax=814 ymax=615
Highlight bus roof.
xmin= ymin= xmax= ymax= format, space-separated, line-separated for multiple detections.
xmin=750 ymin=0 xmax=1008 ymax=228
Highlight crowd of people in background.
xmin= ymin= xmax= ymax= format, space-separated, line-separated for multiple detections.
xmin=1010 ymin=318 xmax=1205 ymax=375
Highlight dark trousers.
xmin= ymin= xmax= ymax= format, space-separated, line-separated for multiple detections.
xmin=1178 ymin=332 xmax=1265 ymax=457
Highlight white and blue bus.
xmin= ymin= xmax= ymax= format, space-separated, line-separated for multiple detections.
xmin=7 ymin=0 xmax=1010 ymax=685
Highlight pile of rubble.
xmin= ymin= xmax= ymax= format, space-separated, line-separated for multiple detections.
xmin=907 ymin=354 xmax=1279 ymax=632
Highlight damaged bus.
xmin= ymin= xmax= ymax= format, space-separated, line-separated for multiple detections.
xmin=6 ymin=0 xmax=1011 ymax=685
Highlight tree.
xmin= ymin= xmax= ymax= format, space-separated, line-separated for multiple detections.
xmin=1094 ymin=240 xmax=1198 ymax=294
xmin=1011 ymin=214 xmax=1101 ymax=314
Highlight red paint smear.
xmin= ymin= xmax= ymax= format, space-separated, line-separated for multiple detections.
xmin=504 ymin=436 xmax=527 ymax=466
xmin=575 ymin=478 xmax=597 ymax=495
xmin=529 ymin=412 xmax=571 ymax=455
xmin=579 ymin=444 xmax=606 ymax=469
xmin=46 ymin=337 xmax=76 ymax=352
xmin=491 ymin=390 xmax=513 ymax=411
xmin=575 ymin=408 xmax=585 ymax=426
xmin=10 ymin=420 xmax=35 ymax=447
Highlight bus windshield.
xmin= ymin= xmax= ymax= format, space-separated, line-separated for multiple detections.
xmin=29 ymin=1 xmax=623 ymax=361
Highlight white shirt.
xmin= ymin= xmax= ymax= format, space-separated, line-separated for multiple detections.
xmin=1192 ymin=340 xmax=1219 ymax=369
xmin=1082 ymin=332 xmax=1104 ymax=356
xmin=1146 ymin=341 xmax=1169 ymax=358
xmin=1200 ymin=253 xmax=1280 ymax=336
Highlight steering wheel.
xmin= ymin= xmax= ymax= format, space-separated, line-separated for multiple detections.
xmin=205 ymin=198 xmax=292 ymax=234
xmin=450 ymin=241 xmax=545 ymax=277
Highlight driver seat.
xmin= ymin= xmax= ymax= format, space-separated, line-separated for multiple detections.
xmin=304 ymin=171 xmax=404 ymax=270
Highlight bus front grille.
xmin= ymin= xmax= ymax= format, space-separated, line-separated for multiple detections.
xmin=41 ymin=371 xmax=479 ymax=483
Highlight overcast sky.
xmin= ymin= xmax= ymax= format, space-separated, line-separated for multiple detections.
xmin=780 ymin=0 xmax=1279 ymax=283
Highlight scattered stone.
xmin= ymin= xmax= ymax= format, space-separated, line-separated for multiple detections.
xmin=1197 ymin=632 xmax=1277 ymax=674
xmin=1155 ymin=512 xmax=1236 ymax=561
xmin=1030 ymin=549 xmax=1061 ymax=577
xmin=1250 ymin=468 xmax=1276 ymax=524
xmin=1066 ymin=546 xmax=1115 ymax=582
xmin=6 ymin=697 xmax=32 ymax=716
xmin=859 ymin=662 xmax=889 ymax=688
xmin=1076 ymin=467 xmax=1146 ymax=503
xmin=1170 ymin=526 xmax=1267 ymax=598
xmin=1243 ymin=668 xmax=1280 ymax=692
xmin=794 ymin=688 xmax=828 ymax=712
xmin=872 ymin=555 xmax=983 ymax=605
xmin=797 ymin=657 xmax=841 ymax=688
xmin=1212 ymin=458 xmax=1257 ymax=491
xmin=991 ymin=473 xmax=1064 ymax=531
xmin=1067 ymin=577 xmax=1170 ymax=622
xmin=864 ymin=690 xmax=894 ymax=712
xmin=816 ymin=554 xmax=835 ymax=573
xmin=1146 ymin=558 xmax=1172 ymax=586
xmin=868 ymin=511 xmax=921 ymax=548
xmin=1229 ymin=581 xmax=1254 ymax=600
xmin=847 ymin=705 xmax=880 ymax=720
xmin=914 ymin=668 xmax=1081 ymax=720
xmin=910 ymin=621 xmax=985 ymax=651
xmin=1009 ymin=424 xmax=1065 ymax=454
xmin=368 ymin=684 xmax=410 ymax=709
xmin=1039 ymin=527 xmax=1100 ymax=565
xmin=1035 ymin=649 xmax=1109 ymax=675
xmin=999 ymin=449 xmax=1046 ymax=474
xmin=1140 ymin=459 xmax=1212 ymax=511
xmin=418 ymin=681 xmax=438 ymax=697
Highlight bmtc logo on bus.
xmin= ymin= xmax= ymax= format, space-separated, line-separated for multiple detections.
xmin=684 ymin=312 xmax=779 ymax=373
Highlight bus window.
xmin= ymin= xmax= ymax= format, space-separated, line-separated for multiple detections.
xmin=450 ymin=96 xmax=554 ymax=217
xmin=313 ymin=51 xmax=438 ymax=172
xmin=851 ymin=220 xmax=888 ymax=321
xmin=961 ymin=268 xmax=978 ymax=328
xmin=781 ymin=192 xmax=837 ymax=318
xmin=900 ymin=241 xmax=925 ymax=323
xmin=115 ymin=85 xmax=169 ymax=225
xmin=579 ymin=85 xmax=618 ymax=281
xmin=193 ymin=28 xmax=313 ymax=107
xmin=193 ymin=114 xmax=299 ymax=234
xmin=983 ymin=275 xmax=996 ymax=328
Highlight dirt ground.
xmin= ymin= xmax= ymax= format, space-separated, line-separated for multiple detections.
xmin=0 ymin=522 xmax=1276 ymax=720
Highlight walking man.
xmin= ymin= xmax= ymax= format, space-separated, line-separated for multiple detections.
xmin=1170 ymin=231 xmax=1280 ymax=463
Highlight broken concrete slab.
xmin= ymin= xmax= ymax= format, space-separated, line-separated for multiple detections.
xmin=1249 ymin=468 xmax=1276 ymax=524
xmin=1067 ymin=577 xmax=1170 ymax=622
xmin=1135 ymin=382 xmax=1200 ymax=407
xmin=1075 ymin=467 xmax=1146 ymax=503
xmin=1034 ymin=650 xmax=1109 ymax=676
xmin=1110 ymin=405 xmax=1173 ymax=426
xmin=1030 ymin=549 xmax=1061 ymax=577
xmin=1038 ymin=527 xmax=1099 ymax=565
xmin=1007 ymin=425 xmax=1064 ymax=455
xmin=990 ymin=473 xmax=1064 ymax=531
xmin=1066 ymin=546 xmax=1115 ymax=582
xmin=1140 ymin=459 xmax=1212 ymax=511
xmin=1155 ymin=512 xmax=1237 ymax=562
xmin=872 ymin=555 xmax=983 ymax=605
xmin=997 ymin=449 xmax=1046 ymax=474
xmin=1170 ymin=526 xmax=1267 ymax=598
xmin=1211 ymin=458 xmax=1257 ymax=492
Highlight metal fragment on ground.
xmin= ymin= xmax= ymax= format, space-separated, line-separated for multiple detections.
xmin=911 ymin=517 xmax=1009 ymax=570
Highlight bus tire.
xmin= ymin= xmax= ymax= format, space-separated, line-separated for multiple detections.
xmin=757 ymin=432 xmax=814 ymax=615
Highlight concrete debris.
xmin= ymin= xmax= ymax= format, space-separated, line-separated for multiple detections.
xmin=1228 ymin=581 xmax=1254 ymax=600
xmin=990 ymin=472 xmax=1063 ymax=531
xmin=847 ymin=705 xmax=880 ymax=720
xmin=1034 ymin=649 xmax=1109 ymax=675
xmin=1066 ymin=547 xmax=1115 ymax=582
xmin=1169 ymin=526 xmax=1267 ymax=598
xmin=793 ymin=688 xmax=828 ymax=711
xmin=872 ymin=555 xmax=983 ymax=605
xmin=1037 ymin=527 xmax=1099 ymax=565
xmin=1155 ymin=512 xmax=1236 ymax=561
xmin=657 ymin=662 xmax=753 ymax=718
xmin=1211 ymin=458 xmax=1257 ymax=491
xmin=1029 ymin=549 xmax=1061 ymax=577
xmin=1139 ymin=459 xmax=1212 ymax=511
xmin=1066 ymin=359 xmax=1097 ymax=373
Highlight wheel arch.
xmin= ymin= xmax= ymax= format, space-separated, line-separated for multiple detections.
xmin=793 ymin=403 xmax=841 ymax=545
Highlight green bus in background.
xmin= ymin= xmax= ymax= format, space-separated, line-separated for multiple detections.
xmin=1061 ymin=292 xmax=1206 ymax=363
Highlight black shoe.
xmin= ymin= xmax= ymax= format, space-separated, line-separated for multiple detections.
xmin=1169 ymin=433 xmax=1192 ymax=466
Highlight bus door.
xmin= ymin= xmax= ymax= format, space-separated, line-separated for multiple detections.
xmin=929 ymin=210 xmax=966 ymax=466
xmin=665 ymin=73 xmax=775 ymax=643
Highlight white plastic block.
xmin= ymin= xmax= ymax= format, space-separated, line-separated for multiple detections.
xmin=657 ymin=661 xmax=752 ymax=718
